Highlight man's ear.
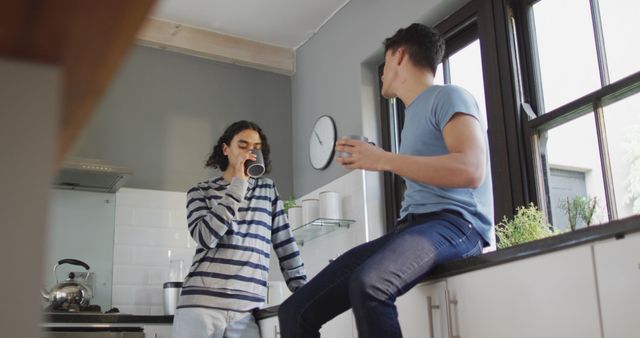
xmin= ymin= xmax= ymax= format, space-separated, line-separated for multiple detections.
xmin=395 ymin=47 xmax=407 ymax=66
xmin=222 ymin=143 xmax=229 ymax=156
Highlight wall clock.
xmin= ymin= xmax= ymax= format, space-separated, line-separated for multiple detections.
xmin=309 ymin=115 xmax=336 ymax=170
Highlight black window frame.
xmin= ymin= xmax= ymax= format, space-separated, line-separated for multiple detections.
xmin=510 ymin=0 xmax=640 ymax=223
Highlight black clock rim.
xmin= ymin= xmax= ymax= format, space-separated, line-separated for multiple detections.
xmin=309 ymin=115 xmax=336 ymax=170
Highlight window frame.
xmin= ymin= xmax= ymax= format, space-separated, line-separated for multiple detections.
xmin=510 ymin=0 xmax=640 ymax=223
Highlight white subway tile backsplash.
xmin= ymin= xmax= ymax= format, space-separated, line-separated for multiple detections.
xmin=150 ymin=289 xmax=164 ymax=306
xmin=112 ymin=246 xmax=134 ymax=265
xmin=147 ymin=267 xmax=171 ymax=285
xmin=132 ymin=246 xmax=172 ymax=267
xmin=112 ymin=188 xmax=193 ymax=314
xmin=133 ymin=208 xmax=172 ymax=228
xmin=113 ymin=266 xmax=149 ymax=285
xmin=115 ymin=226 xmax=190 ymax=247
xmin=112 ymin=285 xmax=137 ymax=305
xmin=133 ymin=287 xmax=153 ymax=305
xmin=115 ymin=206 xmax=135 ymax=227
xmin=149 ymin=306 xmax=164 ymax=315
xmin=170 ymin=209 xmax=188 ymax=229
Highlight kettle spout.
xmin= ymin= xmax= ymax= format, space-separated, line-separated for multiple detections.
xmin=41 ymin=287 xmax=50 ymax=302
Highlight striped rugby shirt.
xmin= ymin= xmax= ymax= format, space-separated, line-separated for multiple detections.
xmin=178 ymin=176 xmax=307 ymax=312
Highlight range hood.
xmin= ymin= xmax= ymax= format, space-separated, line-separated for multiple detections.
xmin=53 ymin=158 xmax=133 ymax=193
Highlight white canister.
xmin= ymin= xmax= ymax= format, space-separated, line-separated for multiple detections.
xmin=301 ymin=198 xmax=319 ymax=225
xmin=287 ymin=206 xmax=302 ymax=230
xmin=319 ymin=191 xmax=342 ymax=219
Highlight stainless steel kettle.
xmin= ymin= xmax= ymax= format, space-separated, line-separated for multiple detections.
xmin=41 ymin=259 xmax=93 ymax=311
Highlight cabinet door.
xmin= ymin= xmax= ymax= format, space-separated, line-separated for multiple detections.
xmin=446 ymin=246 xmax=601 ymax=338
xmin=593 ymin=232 xmax=640 ymax=338
xmin=143 ymin=324 xmax=172 ymax=338
xmin=320 ymin=310 xmax=354 ymax=338
xmin=397 ymin=281 xmax=449 ymax=338
xmin=258 ymin=316 xmax=280 ymax=338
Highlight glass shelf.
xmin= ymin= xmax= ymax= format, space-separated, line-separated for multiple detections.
xmin=292 ymin=218 xmax=355 ymax=245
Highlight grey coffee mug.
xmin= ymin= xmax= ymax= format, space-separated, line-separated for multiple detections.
xmin=245 ymin=149 xmax=266 ymax=177
xmin=336 ymin=135 xmax=369 ymax=158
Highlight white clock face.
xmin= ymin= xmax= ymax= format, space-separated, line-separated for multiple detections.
xmin=309 ymin=115 xmax=336 ymax=170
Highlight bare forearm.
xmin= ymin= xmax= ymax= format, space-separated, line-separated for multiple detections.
xmin=383 ymin=152 xmax=485 ymax=189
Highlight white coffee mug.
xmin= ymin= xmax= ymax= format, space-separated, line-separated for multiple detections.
xmin=319 ymin=191 xmax=342 ymax=219
xmin=287 ymin=206 xmax=302 ymax=229
xmin=301 ymin=198 xmax=319 ymax=225
xmin=336 ymin=135 xmax=369 ymax=158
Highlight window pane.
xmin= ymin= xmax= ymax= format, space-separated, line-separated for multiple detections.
xmin=542 ymin=113 xmax=608 ymax=230
xmin=448 ymin=40 xmax=488 ymax=127
xmin=434 ymin=62 xmax=445 ymax=85
xmin=599 ymin=0 xmax=640 ymax=82
xmin=533 ymin=0 xmax=601 ymax=112
xmin=603 ymin=93 xmax=640 ymax=219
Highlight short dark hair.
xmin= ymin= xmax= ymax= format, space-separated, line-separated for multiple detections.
xmin=205 ymin=120 xmax=272 ymax=174
xmin=383 ymin=23 xmax=445 ymax=75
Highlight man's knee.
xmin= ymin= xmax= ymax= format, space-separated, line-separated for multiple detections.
xmin=349 ymin=268 xmax=383 ymax=301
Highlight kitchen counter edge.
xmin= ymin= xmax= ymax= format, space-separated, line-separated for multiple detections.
xmin=43 ymin=313 xmax=173 ymax=324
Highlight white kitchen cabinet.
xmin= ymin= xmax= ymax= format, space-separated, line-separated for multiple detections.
xmin=320 ymin=310 xmax=354 ymax=338
xmin=593 ymin=232 xmax=640 ymax=338
xmin=445 ymin=245 xmax=601 ymax=338
xmin=143 ymin=324 xmax=172 ymax=338
xmin=397 ymin=280 xmax=449 ymax=338
xmin=258 ymin=316 xmax=280 ymax=338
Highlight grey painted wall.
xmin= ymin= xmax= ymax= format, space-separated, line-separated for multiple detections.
xmin=292 ymin=0 xmax=470 ymax=196
xmin=70 ymin=45 xmax=293 ymax=196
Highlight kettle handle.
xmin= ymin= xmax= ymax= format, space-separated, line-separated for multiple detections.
xmin=57 ymin=259 xmax=90 ymax=271
xmin=53 ymin=259 xmax=90 ymax=283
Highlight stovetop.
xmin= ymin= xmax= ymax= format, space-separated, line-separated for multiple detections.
xmin=43 ymin=304 xmax=116 ymax=314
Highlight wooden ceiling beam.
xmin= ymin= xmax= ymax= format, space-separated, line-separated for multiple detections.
xmin=137 ymin=17 xmax=296 ymax=76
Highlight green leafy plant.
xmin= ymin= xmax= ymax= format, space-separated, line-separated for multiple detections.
xmin=559 ymin=196 xmax=598 ymax=231
xmin=496 ymin=203 xmax=554 ymax=249
xmin=283 ymin=197 xmax=297 ymax=213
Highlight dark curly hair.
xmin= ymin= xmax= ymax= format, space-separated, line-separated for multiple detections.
xmin=383 ymin=23 xmax=445 ymax=75
xmin=205 ymin=120 xmax=272 ymax=174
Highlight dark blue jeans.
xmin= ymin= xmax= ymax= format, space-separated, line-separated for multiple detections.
xmin=278 ymin=210 xmax=484 ymax=338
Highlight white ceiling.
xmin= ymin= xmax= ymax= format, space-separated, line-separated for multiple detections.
xmin=150 ymin=0 xmax=351 ymax=49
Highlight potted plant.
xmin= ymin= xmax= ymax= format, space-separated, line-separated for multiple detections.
xmin=496 ymin=203 xmax=557 ymax=249
xmin=559 ymin=196 xmax=598 ymax=231
xmin=283 ymin=197 xmax=297 ymax=213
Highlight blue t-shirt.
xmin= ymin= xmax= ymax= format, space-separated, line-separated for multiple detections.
xmin=399 ymin=84 xmax=494 ymax=245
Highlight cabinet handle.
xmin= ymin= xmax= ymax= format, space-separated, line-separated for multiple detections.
xmin=274 ymin=324 xmax=281 ymax=338
xmin=445 ymin=289 xmax=461 ymax=338
xmin=426 ymin=296 xmax=436 ymax=338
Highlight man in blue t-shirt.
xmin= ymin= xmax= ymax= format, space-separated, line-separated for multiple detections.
xmin=279 ymin=23 xmax=494 ymax=338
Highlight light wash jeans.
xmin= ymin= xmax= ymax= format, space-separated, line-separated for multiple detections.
xmin=278 ymin=210 xmax=485 ymax=338
xmin=172 ymin=307 xmax=260 ymax=338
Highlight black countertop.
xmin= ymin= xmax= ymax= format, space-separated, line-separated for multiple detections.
xmin=427 ymin=214 xmax=640 ymax=281
xmin=44 ymin=215 xmax=640 ymax=322
xmin=43 ymin=313 xmax=173 ymax=325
